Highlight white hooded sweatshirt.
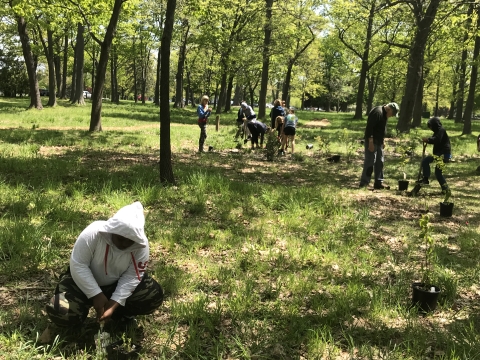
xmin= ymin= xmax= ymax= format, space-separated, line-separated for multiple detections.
xmin=70 ymin=202 xmax=149 ymax=306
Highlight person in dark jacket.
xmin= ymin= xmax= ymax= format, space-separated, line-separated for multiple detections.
xmin=417 ymin=117 xmax=451 ymax=194
xmin=359 ymin=102 xmax=399 ymax=189
xmin=235 ymin=107 xmax=246 ymax=141
xmin=269 ymin=99 xmax=285 ymax=130
xmin=246 ymin=119 xmax=269 ymax=149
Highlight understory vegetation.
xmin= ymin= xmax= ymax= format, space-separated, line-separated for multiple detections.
xmin=1 ymin=99 xmax=480 ymax=359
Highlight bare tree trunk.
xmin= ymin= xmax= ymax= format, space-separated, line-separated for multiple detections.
xmin=89 ymin=0 xmax=124 ymax=131
xmin=154 ymin=46 xmax=161 ymax=105
xmin=72 ymin=23 xmax=85 ymax=105
xmin=258 ymin=0 xmax=273 ymax=120
xmin=174 ymin=21 xmax=189 ymax=108
xmin=61 ymin=34 xmax=68 ymax=99
xmin=412 ymin=70 xmax=425 ymax=128
xmin=455 ymin=3 xmax=474 ymax=123
xmin=37 ymin=26 xmax=57 ymax=107
xmin=462 ymin=7 xmax=480 ymax=135
xmin=396 ymin=0 xmax=441 ymax=133
xmin=447 ymin=64 xmax=459 ymax=119
xmin=225 ymin=73 xmax=234 ymax=112
xmin=15 ymin=14 xmax=42 ymax=109
xmin=159 ymin=0 xmax=176 ymax=184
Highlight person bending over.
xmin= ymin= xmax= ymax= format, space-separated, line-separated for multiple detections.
xmin=46 ymin=201 xmax=163 ymax=328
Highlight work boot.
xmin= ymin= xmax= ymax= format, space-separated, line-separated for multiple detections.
xmin=373 ymin=182 xmax=390 ymax=190
xmin=416 ymin=178 xmax=429 ymax=185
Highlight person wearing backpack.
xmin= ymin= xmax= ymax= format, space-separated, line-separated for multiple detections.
xmin=197 ymin=95 xmax=212 ymax=152
xmin=46 ymin=201 xmax=163 ymax=329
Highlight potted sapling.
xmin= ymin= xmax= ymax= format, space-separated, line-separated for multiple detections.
xmin=411 ymin=214 xmax=441 ymax=313
xmin=398 ymin=156 xmax=410 ymax=191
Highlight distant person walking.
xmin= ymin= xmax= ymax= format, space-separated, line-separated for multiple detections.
xmin=359 ymin=102 xmax=399 ymax=189
xmin=197 ymin=95 xmax=212 ymax=152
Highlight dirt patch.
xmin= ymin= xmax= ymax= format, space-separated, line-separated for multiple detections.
xmin=303 ymin=118 xmax=331 ymax=128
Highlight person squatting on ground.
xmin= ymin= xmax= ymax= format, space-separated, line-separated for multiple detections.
xmin=246 ymin=119 xmax=269 ymax=149
xmin=46 ymin=201 xmax=163 ymax=328
xmin=197 ymin=95 xmax=212 ymax=152
xmin=281 ymin=109 xmax=298 ymax=154
xmin=417 ymin=116 xmax=452 ymax=194
xmin=241 ymin=101 xmax=257 ymax=141
xmin=359 ymin=102 xmax=399 ymax=190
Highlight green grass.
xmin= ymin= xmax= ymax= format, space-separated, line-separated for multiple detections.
xmin=1 ymin=98 xmax=480 ymax=359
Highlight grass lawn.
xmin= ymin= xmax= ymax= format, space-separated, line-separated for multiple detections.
xmin=1 ymin=98 xmax=480 ymax=359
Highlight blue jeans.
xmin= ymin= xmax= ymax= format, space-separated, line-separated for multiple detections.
xmin=360 ymin=143 xmax=384 ymax=186
xmin=422 ymin=154 xmax=451 ymax=187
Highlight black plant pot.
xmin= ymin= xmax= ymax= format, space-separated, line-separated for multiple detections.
xmin=412 ymin=282 xmax=441 ymax=313
xmin=398 ymin=180 xmax=409 ymax=191
xmin=327 ymin=155 xmax=341 ymax=163
xmin=439 ymin=202 xmax=454 ymax=217
xmin=106 ymin=340 xmax=142 ymax=360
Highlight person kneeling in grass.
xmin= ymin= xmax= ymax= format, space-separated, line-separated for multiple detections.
xmin=247 ymin=119 xmax=269 ymax=149
xmin=46 ymin=201 xmax=163 ymax=329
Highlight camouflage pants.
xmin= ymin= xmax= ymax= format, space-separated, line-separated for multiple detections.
xmin=46 ymin=268 xmax=164 ymax=327
xmin=198 ymin=122 xmax=207 ymax=151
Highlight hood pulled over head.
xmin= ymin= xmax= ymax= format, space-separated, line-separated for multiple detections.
xmin=427 ymin=117 xmax=442 ymax=132
xmin=100 ymin=201 xmax=148 ymax=248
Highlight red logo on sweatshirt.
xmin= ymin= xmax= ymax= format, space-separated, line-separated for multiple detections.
xmin=138 ymin=261 xmax=148 ymax=272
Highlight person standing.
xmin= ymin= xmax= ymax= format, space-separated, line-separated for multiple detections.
xmin=359 ymin=102 xmax=399 ymax=189
xmin=417 ymin=117 xmax=451 ymax=195
xmin=240 ymin=101 xmax=257 ymax=142
xmin=280 ymin=109 xmax=298 ymax=154
xmin=197 ymin=95 xmax=212 ymax=152
xmin=269 ymin=99 xmax=285 ymax=130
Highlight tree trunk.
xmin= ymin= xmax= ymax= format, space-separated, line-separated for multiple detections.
xmin=89 ymin=0 xmax=125 ymax=132
xmin=412 ymin=70 xmax=425 ymax=128
xmin=54 ymin=54 xmax=61 ymax=96
xmin=353 ymin=3 xmax=375 ymax=119
xmin=462 ymin=7 xmax=480 ymax=135
xmin=38 ymin=27 xmax=57 ymax=107
xmin=258 ymin=0 xmax=273 ymax=120
xmin=61 ymin=34 xmax=68 ymax=99
xmin=72 ymin=23 xmax=85 ymax=105
xmin=225 ymin=73 xmax=234 ymax=112
xmin=282 ymin=61 xmax=294 ymax=108
xmin=187 ymin=69 xmax=194 ymax=106
xmin=396 ymin=0 xmax=441 ymax=133
xmin=215 ymin=64 xmax=228 ymax=114
xmin=154 ymin=46 xmax=161 ymax=105
xmin=92 ymin=44 xmax=96 ymax=92
xmin=16 ymin=15 xmax=42 ymax=109
xmin=133 ymin=39 xmax=138 ymax=103
xmin=447 ymin=64 xmax=459 ymax=119
xmin=434 ymin=71 xmax=440 ymax=117
xmin=159 ymin=0 xmax=176 ymax=184
xmin=455 ymin=3 xmax=474 ymax=123
xmin=174 ymin=22 xmax=189 ymax=108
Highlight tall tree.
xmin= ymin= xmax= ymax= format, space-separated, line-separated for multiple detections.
xmin=257 ymin=0 xmax=274 ymax=119
xmin=88 ymin=0 xmax=127 ymax=131
xmin=159 ymin=0 xmax=176 ymax=184
xmin=396 ymin=0 xmax=443 ymax=133
xmin=462 ymin=4 xmax=480 ymax=135
xmin=10 ymin=1 xmax=43 ymax=109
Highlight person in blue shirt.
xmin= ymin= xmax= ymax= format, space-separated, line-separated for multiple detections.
xmin=197 ymin=95 xmax=212 ymax=152
xmin=280 ymin=109 xmax=298 ymax=154
xmin=269 ymin=99 xmax=285 ymax=135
